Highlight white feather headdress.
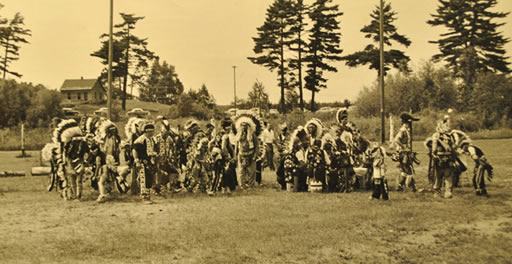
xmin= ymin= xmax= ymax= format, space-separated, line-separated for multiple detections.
xmin=52 ymin=119 xmax=82 ymax=144
xmin=41 ymin=142 xmax=59 ymax=162
xmin=305 ymin=118 xmax=323 ymax=140
xmin=234 ymin=113 xmax=262 ymax=137
xmin=288 ymin=126 xmax=307 ymax=152
xmin=97 ymin=119 xmax=117 ymax=141
xmin=125 ymin=117 xmax=144 ymax=139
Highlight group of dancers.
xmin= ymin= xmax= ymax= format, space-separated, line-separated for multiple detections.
xmin=40 ymin=107 xmax=494 ymax=203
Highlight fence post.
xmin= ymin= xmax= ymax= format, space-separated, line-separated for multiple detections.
xmin=21 ymin=123 xmax=25 ymax=156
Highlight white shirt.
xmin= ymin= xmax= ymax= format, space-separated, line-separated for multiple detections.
xmin=261 ymin=128 xmax=275 ymax=144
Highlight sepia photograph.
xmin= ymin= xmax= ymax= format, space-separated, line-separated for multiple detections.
xmin=0 ymin=0 xmax=511 ymax=263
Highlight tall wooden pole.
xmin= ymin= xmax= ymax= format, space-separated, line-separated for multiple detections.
xmin=379 ymin=0 xmax=385 ymax=144
xmin=233 ymin=66 xmax=237 ymax=115
xmin=21 ymin=123 xmax=25 ymax=156
xmin=107 ymin=0 xmax=114 ymax=120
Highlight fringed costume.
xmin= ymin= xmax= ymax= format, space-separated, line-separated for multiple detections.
xmin=132 ymin=123 xmax=157 ymax=202
xmin=234 ymin=114 xmax=262 ymax=188
xmin=392 ymin=113 xmax=420 ymax=192
xmin=52 ymin=119 xmax=88 ymax=200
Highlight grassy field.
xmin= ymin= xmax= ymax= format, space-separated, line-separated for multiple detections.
xmin=1 ymin=139 xmax=511 ymax=263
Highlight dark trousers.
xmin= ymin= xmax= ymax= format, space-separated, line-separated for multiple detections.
xmin=224 ymin=161 xmax=238 ymax=191
xmin=256 ymin=160 xmax=262 ymax=184
xmin=292 ymin=169 xmax=307 ymax=192
xmin=276 ymin=156 xmax=287 ymax=190
xmin=371 ymin=178 xmax=389 ymax=200
xmin=473 ymin=165 xmax=487 ymax=195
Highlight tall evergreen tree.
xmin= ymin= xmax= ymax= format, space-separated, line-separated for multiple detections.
xmin=91 ymin=13 xmax=156 ymax=110
xmin=140 ymin=59 xmax=184 ymax=103
xmin=0 ymin=12 xmax=31 ymax=79
xmin=248 ymin=0 xmax=295 ymax=112
xmin=287 ymin=0 xmax=309 ymax=110
xmin=342 ymin=1 xmax=411 ymax=76
xmin=305 ymin=0 xmax=343 ymax=111
xmin=427 ymin=0 xmax=510 ymax=109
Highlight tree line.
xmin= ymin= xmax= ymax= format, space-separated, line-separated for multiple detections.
xmin=249 ymin=0 xmax=510 ymax=114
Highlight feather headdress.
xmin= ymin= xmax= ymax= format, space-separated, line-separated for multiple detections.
xmin=336 ymin=107 xmax=348 ymax=123
xmin=234 ymin=113 xmax=262 ymax=137
xmin=52 ymin=119 xmax=82 ymax=144
xmin=97 ymin=119 xmax=117 ymax=141
xmin=83 ymin=116 xmax=98 ymax=135
xmin=125 ymin=117 xmax=144 ymax=139
xmin=288 ymin=126 xmax=307 ymax=152
xmin=41 ymin=142 xmax=59 ymax=162
xmin=305 ymin=118 xmax=323 ymax=140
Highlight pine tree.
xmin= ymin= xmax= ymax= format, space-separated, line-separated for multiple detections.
xmin=0 ymin=12 xmax=31 ymax=79
xmin=91 ymin=13 xmax=156 ymax=110
xmin=305 ymin=0 xmax=343 ymax=111
xmin=427 ymin=0 xmax=510 ymax=109
xmin=342 ymin=1 xmax=411 ymax=76
xmin=248 ymin=0 xmax=295 ymax=112
xmin=287 ymin=0 xmax=309 ymax=110
xmin=140 ymin=59 xmax=184 ymax=103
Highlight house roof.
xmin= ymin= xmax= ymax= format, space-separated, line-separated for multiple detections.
xmin=60 ymin=78 xmax=105 ymax=92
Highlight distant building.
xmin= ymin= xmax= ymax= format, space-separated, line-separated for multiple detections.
xmin=60 ymin=77 xmax=106 ymax=104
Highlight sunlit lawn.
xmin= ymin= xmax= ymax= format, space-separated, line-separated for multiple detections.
xmin=0 ymin=139 xmax=511 ymax=263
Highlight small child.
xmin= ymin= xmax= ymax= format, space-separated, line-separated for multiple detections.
xmin=369 ymin=143 xmax=389 ymax=200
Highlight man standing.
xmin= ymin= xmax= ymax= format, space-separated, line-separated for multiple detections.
xmin=261 ymin=122 xmax=276 ymax=171
xmin=234 ymin=114 xmax=261 ymax=188
xmin=275 ymin=123 xmax=289 ymax=190
xmin=221 ymin=118 xmax=237 ymax=192
xmin=153 ymin=119 xmax=178 ymax=194
xmin=133 ymin=123 xmax=157 ymax=203
xmin=393 ymin=113 xmax=419 ymax=192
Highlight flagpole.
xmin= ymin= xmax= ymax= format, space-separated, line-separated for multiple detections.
xmin=379 ymin=0 xmax=385 ymax=144
xmin=107 ymin=0 xmax=114 ymax=120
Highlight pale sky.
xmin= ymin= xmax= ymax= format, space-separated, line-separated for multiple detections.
xmin=1 ymin=0 xmax=512 ymax=105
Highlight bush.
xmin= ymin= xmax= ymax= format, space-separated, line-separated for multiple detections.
xmin=167 ymin=93 xmax=222 ymax=121
xmin=0 ymin=80 xmax=63 ymax=128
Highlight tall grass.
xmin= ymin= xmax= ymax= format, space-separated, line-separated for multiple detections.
xmin=0 ymin=127 xmax=52 ymax=151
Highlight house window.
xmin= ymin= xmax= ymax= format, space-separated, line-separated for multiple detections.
xmin=84 ymin=92 xmax=88 ymax=100
xmin=77 ymin=93 xmax=81 ymax=100
xmin=67 ymin=92 xmax=71 ymax=100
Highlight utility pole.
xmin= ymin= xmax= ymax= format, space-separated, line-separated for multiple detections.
xmin=379 ymin=0 xmax=385 ymax=144
xmin=233 ymin=66 xmax=237 ymax=115
xmin=107 ymin=0 xmax=114 ymax=120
